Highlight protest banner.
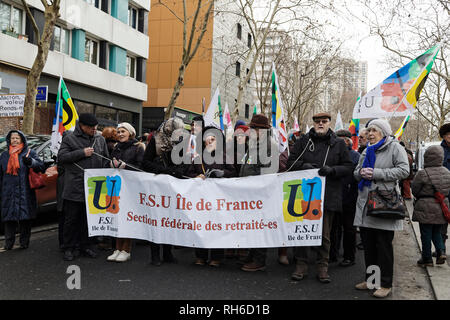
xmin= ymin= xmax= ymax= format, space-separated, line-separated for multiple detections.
xmin=84 ymin=169 xmax=325 ymax=248
xmin=0 ymin=94 xmax=25 ymax=117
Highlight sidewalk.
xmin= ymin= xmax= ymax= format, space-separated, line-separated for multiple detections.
xmin=406 ymin=199 xmax=450 ymax=300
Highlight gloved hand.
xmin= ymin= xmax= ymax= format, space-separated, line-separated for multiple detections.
xmin=318 ymin=165 xmax=335 ymax=177
xmin=360 ymin=167 xmax=374 ymax=180
xmin=118 ymin=161 xmax=126 ymax=169
xmin=209 ymin=169 xmax=224 ymax=178
xmin=301 ymin=163 xmax=317 ymax=170
xmin=23 ymin=156 xmax=32 ymax=166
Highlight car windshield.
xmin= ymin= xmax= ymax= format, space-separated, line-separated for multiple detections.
xmin=0 ymin=135 xmax=50 ymax=154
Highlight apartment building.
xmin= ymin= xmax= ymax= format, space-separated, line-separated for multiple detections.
xmin=143 ymin=0 xmax=255 ymax=131
xmin=0 ymin=0 xmax=149 ymax=135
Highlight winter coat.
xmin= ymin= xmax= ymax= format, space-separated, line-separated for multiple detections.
xmin=110 ymin=139 xmax=145 ymax=171
xmin=57 ymin=122 xmax=110 ymax=202
xmin=353 ymin=136 xmax=410 ymax=231
xmin=287 ymin=128 xmax=353 ymax=212
xmin=411 ymin=145 xmax=450 ymax=224
xmin=342 ymin=147 xmax=360 ymax=206
xmin=0 ymin=130 xmax=45 ymax=221
xmin=239 ymin=135 xmax=279 ymax=177
xmin=442 ymin=140 xmax=450 ymax=172
xmin=142 ymin=136 xmax=190 ymax=178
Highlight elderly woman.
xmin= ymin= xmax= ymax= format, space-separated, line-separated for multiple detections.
xmin=0 ymin=130 xmax=45 ymax=250
xmin=106 ymin=122 xmax=145 ymax=263
xmin=353 ymin=119 xmax=409 ymax=298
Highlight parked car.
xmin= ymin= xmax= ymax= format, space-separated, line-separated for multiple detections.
xmin=0 ymin=134 xmax=57 ymax=211
xmin=415 ymin=141 xmax=442 ymax=170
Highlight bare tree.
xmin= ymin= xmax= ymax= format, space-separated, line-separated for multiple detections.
xmin=157 ymin=0 xmax=215 ymax=120
xmin=21 ymin=0 xmax=60 ymax=134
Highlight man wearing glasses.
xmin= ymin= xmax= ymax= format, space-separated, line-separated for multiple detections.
xmin=287 ymin=112 xmax=353 ymax=283
xmin=57 ymin=113 xmax=110 ymax=261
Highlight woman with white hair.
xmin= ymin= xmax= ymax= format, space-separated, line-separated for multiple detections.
xmin=353 ymin=119 xmax=410 ymax=298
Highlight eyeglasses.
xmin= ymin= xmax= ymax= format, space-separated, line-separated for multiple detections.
xmin=313 ymin=119 xmax=329 ymax=124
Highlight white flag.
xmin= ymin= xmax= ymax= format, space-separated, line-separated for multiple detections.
xmin=334 ymin=111 xmax=344 ymax=131
xmin=204 ymin=87 xmax=221 ymax=129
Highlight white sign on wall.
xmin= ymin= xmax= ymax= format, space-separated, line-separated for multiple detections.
xmin=0 ymin=94 xmax=25 ymax=117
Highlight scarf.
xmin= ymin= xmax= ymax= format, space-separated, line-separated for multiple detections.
xmin=358 ymin=137 xmax=386 ymax=191
xmin=7 ymin=143 xmax=25 ymax=176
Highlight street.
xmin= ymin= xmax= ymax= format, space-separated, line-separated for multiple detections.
xmin=0 ymin=207 xmax=435 ymax=301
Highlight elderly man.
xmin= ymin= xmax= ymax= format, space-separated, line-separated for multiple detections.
xmin=57 ymin=113 xmax=110 ymax=261
xmin=287 ymin=112 xmax=353 ymax=283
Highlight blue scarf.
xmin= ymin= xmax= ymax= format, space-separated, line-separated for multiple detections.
xmin=358 ymin=137 xmax=386 ymax=191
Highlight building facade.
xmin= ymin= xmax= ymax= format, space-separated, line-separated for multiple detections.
xmin=143 ymin=0 xmax=255 ymax=131
xmin=0 ymin=0 xmax=149 ymax=135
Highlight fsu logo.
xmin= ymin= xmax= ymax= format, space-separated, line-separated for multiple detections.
xmin=87 ymin=176 xmax=122 ymax=214
xmin=283 ymin=177 xmax=323 ymax=222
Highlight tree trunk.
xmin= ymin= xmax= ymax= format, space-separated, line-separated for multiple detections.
xmin=165 ymin=64 xmax=186 ymax=120
xmin=22 ymin=7 xmax=58 ymax=134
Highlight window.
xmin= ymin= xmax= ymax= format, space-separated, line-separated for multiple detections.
xmin=128 ymin=6 xmax=137 ymax=29
xmin=54 ymin=25 xmax=70 ymax=54
xmin=236 ymin=61 xmax=241 ymax=77
xmin=84 ymin=0 xmax=100 ymax=8
xmin=246 ymin=68 xmax=250 ymax=84
xmin=237 ymin=23 xmax=242 ymax=39
xmin=126 ymin=55 xmax=136 ymax=78
xmin=85 ymin=38 xmax=98 ymax=65
xmin=247 ymin=33 xmax=251 ymax=48
xmin=0 ymin=3 xmax=23 ymax=34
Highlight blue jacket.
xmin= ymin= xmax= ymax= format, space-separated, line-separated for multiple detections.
xmin=0 ymin=131 xmax=45 ymax=221
xmin=442 ymin=140 xmax=450 ymax=171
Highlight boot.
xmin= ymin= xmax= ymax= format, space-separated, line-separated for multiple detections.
xmin=150 ymin=243 xmax=161 ymax=266
xmin=317 ymin=266 xmax=331 ymax=283
xmin=162 ymin=244 xmax=177 ymax=263
xmin=291 ymin=263 xmax=308 ymax=281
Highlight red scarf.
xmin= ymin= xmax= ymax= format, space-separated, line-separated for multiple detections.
xmin=6 ymin=143 xmax=24 ymax=176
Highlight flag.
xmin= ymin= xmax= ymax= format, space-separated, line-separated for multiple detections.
xmin=253 ymin=104 xmax=258 ymax=115
xmin=202 ymin=97 xmax=206 ymax=116
xmin=224 ymin=102 xmax=233 ymax=130
xmin=50 ymin=77 xmax=78 ymax=155
xmin=353 ymin=44 xmax=440 ymax=119
xmin=294 ymin=116 xmax=300 ymax=131
xmin=394 ymin=115 xmax=410 ymax=140
xmin=271 ymin=63 xmax=288 ymax=153
xmin=204 ymin=87 xmax=221 ymax=129
xmin=334 ymin=111 xmax=344 ymax=131
xmin=349 ymin=92 xmax=361 ymax=151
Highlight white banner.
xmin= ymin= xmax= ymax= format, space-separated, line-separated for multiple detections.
xmin=0 ymin=94 xmax=24 ymax=117
xmin=84 ymin=169 xmax=325 ymax=248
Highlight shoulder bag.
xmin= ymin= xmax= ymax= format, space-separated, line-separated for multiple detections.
xmin=26 ymin=149 xmax=45 ymax=190
xmin=366 ymin=185 xmax=406 ymax=220
xmin=424 ymin=169 xmax=450 ymax=223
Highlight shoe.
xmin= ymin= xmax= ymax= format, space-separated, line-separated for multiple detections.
xmin=63 ymin=250 xmax=74 ymax=261
xmin=317 ymin=267 xmax=331 ymax=283
xmin=278 ymin=255 xmax=290 ymax=265
xmin=3 ymin=245 xmax=13 ymax=251
xmin=82 ymin=248 xmax=98 ymax=258
xmin=339 ymin=259 xmax=355 ymax=267
xmin=373 ymin=287 xmax=392 ymax=298
xmin=115 ymin=251 xmax=131 ymax=262
xmin=355 ymin=282 xmax=369 ymax=290
xmin=417 ymin=258 xmax=433 ymax=267
xmin=107 ymin=250 xmax=121 ymax=261
xmin=241 ymin=261 xmax=266 ymax=272
xmin=19 ymin=245 xmax=29 ymax=250
xmin=209 ymin=260 xmax=221 ymax=267
xmin=436 ymin=254 xmax=447 ymax=265
xmin=195 ymin=258 xmax=206 ymax=266
xmin=291 ymin=264 xmax=308 ymax=281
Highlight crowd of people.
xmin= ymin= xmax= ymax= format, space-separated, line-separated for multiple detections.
xmin=1 ymin=111 xmax=449 ymax=299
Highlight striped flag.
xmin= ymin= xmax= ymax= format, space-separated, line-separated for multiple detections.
xmin=271 ymin=63 xmax=288 ymax=153
xmin=50 ymin=77 xmax=78 ymax=155
xmin=349 ymin=92 xmax=361 ymax=151
xmin=394 ymin=115 xmax=410 ymax=140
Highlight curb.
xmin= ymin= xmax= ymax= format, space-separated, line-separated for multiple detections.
xmin=406 ymin=200 xmax=450 ymax=300
xmin=0 ymin=223 xmax=58 ymax=242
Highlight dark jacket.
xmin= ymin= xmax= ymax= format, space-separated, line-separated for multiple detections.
xmin=0 ymin=130 xmax=45 ymax=221
xmin=57 ymin=122 xmax=110 ymax=202
xmin=239 ymin=135 xmax=279 ymax=177
xmin=412 ymin=145 xmax=450 ymax=225
xmin=110 ymin=139 xmax=145 ymax=171
xmin=142 ymin=136 xmax=190 ymax=178
xmin=342 ymin=147 xmax=360 ymax=206
xmin=442 ymin=140 xmax=450 ymax=172
xmin=287 ymin=128 xmax=353 ymax=212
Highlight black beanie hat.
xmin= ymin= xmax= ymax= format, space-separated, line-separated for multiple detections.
xmin=79 ymin=113 xmax=98 ymax=126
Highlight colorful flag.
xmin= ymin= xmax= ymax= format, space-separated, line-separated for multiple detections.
xmin=353 ymin=44 xmax=440 ymax=119
xmin=271 ymin=63 xmax=288 ymax=153
xmin=334 ymin=111 xmax=344 ymax=131
xmin=394 ymin=115 xmax=410 ymax=140
xmin=253 ymin=104 xmax=258 ymax=115
xmin=349 ymin=92 xmax=361 ymax=151
xmin=294 ymin=116 xmax=300 ymax=131
xmin=50 ymin=77 xmax=78 ymax=155
xmin=204 ymin=87 xmax=221 ymax=129
xmin=224 ymin=102 xmax=233 ymax=130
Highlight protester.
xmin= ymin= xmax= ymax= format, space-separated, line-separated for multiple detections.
xmin=287 ymin=112 xmax=353 ymax=283
xmin=329 ymin=129 xmax=360 ymax=267
xmin=102 ymin=127 xmax=118 ymax=155
xmin=188 ymin=115 xmax=204 ymax=161
xmin=142 ymin=117 xmax=190 ymax=266
xmin=106 ymin=122 xmax=145 ymax=263
xmin=399 ymin=141 xmax=414 ymax=199
xmin=411 ymin=145 xmax=450 ymax=267
xmin=57 ymin=113 xmax=110 ymax=261
xmin=438 ymin=123 xmax=450 ymax=254
xmin=0 ymin=130 xmax=45 ymax=250
xmin=353 ymin=119 xmax=409 ymax=298
xmin=240 ymin=114 xmax=280 ymax=272
xmin=189 ymin=126 xmax=235 ymax=267
xmin=358 ymin=128 xmax=369 ymax=154
xmin=56 ymin=131 xmax=69 ymax=251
